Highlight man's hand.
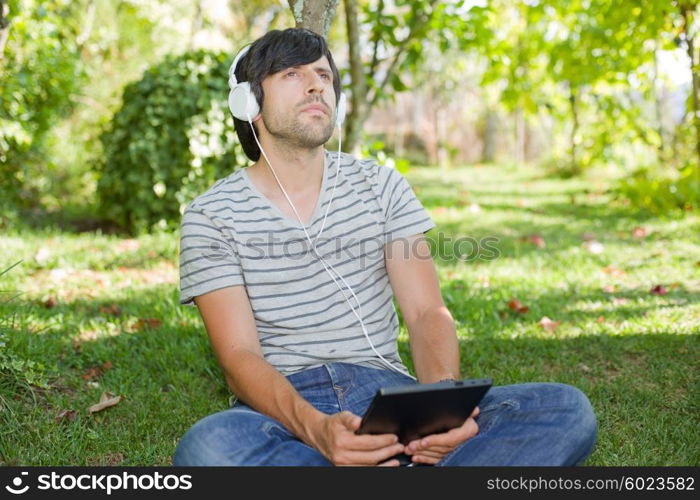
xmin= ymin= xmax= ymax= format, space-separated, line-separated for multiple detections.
xmin=404 ymin=406 xmax=480 ymax=465
xmin=312 ymin=411 xmax=405 ymax=466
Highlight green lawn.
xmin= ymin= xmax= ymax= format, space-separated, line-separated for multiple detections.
xmin=1 ymin=163 xmax=698 ymax=466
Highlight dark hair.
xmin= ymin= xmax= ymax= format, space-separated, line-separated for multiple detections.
xmin=232 ymin=28 xmax=341 ymax=161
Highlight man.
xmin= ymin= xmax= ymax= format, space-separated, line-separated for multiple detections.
xmin=173 ymin=28 xmax=597 ymax=466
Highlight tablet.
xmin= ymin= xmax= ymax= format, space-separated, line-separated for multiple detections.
xmin=356 ymin=378 xmax=492 ymax=446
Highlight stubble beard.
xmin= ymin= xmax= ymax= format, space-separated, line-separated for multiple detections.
xmin=261 ymin=106 xmax=335 ymax=150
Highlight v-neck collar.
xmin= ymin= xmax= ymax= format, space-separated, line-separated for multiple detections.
xmin=241 ymin=150 xmax=331 ymax=228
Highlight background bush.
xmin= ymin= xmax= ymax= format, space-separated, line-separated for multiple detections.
xmin=0 ymin=0 xmax=84 ymax=229
xmin=96 ymin=50 xmax=246 ymax=234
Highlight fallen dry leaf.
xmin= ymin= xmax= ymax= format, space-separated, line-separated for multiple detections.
xmin=602 ymin=285 xmax=616 ymax=293
xmin=88 ymin=392 xmax=123 ymax=414
xmin=99 ymin=304 xmax=122 ymax=316
xmin=434 ymin=207 xmax=447 ymax=214
xmin=129 ymin=318 xmax=162 ymax=332
xmin=650 ymin=285 xmax=668 ymax=296
xmin=632 ymin=226 xmax=649 ymax=238
xmin=601 ymin=265 xmax=626 ymax=277
xmin=529 ymin=234 xmax=546 ymax=248
xmin=81 ymin=361 xmax=114 ymax=381
xmin=508 ymin=299 xmax=529 ymax=314
xmin=55 ymin=409 xmax=78 ymax=423
xmin=81 ymin=367 xmax=102 ymax=381
xmin=44 ymin=297 xmax=57 ymax=309
xmin=613 ymin=297 xmax=630 ymax=305
xmin=578 ymin=363 xmax=592 ymax=373
xmin=581 ymin=232 xmax=597 ymax=241
xmin=596 ymin=316 xmax=605 ymax=323
xmin=583 ymin=240 xmax=605 ymax=254
xmin=537 ymin=316 xmax=560 ymax=332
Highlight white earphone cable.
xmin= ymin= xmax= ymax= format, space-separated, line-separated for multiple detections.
xmin=246 ymin=111 xmax=409 ymax=377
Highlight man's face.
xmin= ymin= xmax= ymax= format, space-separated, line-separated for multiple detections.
xmin=257 ymin=56 xmax=337 ymax=149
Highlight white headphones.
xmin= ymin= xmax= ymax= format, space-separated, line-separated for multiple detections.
xmin=227 ymin=43 xmax=408 ymax=379
xmin=228 ymin=45 xmax=347 ymax=126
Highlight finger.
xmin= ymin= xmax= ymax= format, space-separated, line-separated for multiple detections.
xmin=345 ymin=432 xmax=401 ymax=451
xmin=405 ymin=439 xmax=452 ymax=454
xmin=471 ymin=406 xmax=480 ymax=418
xmin=413 ymin=449 xmax=446 ymax=460
xmin=408 ymin=444 xmax=452 ymax=455
xmin=336 ymin=411 xmax=362 ymax=430
xmin=337 ymin=443 xmax=405 ymax=466
xmin=378 ymin=459 xmax=401 ymax=467
xmin=417 ymin=419 xmax=478 ymax=449
xmin=412 ymin=454 xmax=441 ymax=465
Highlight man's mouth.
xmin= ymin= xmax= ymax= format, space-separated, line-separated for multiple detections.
xmin=300 ymin=103 xmax=328 ymax=115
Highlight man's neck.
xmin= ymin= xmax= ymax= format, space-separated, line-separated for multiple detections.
xmin=249 ymin=141 xmax=325 ymax=197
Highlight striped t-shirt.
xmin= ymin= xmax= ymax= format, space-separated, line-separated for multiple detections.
xmin=179 ymin=150 xmax=436 ymax=376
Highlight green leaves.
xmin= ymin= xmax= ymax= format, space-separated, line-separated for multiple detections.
xmin=96 ymin=50 xmax=245 ymax=234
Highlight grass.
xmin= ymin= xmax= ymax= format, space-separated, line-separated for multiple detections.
xmin=1 ymin=162 xmax=698 ymax=466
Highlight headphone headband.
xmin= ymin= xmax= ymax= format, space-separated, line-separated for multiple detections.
xmin=229 ymin=45 xmax=251 ymax=87
xmin=227 ymin=44 xmax=346 ymax=125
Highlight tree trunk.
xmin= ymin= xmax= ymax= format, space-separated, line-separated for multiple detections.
xmin=343 ymin=0 xmax=367 ymax=154
xmin=482 ymin=110 xmax=497 ymax=163
xmin=288 ymin=0 xmax=340 ymax=38
xmin=515 ymin=107 xmax=525 ymax=166
xmin=569 ymin=85 xmax=580 ymax=174
xmin=0 ymin=0 xmax=10 ymax=61
xmin=652 ymin=43 xmax=666 ymax=165
xmin=680 ymin=3 xmax=700 ymax=177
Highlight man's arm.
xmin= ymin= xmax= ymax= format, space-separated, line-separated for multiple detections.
xmin=384 ymin=233 xmax=479 ymax=464
xmin=384 ymin=233 xmax=460 ymax=383
xmin=193 ymin=285 xmax=404 ymax=465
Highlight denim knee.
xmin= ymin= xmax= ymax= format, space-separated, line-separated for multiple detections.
xmin=172 ymin=414 xmax=226 ymax=466
xmin=173 ymin=409 xmax=264 ymax=466
xmin=547 ymin=383 xmax=598 ymax=463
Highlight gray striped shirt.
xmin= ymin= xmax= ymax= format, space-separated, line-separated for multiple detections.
xmin=179 ymin=150 xmax=436 ymax=376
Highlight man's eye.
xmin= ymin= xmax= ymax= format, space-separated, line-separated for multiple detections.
xmin=320 ymin=73 xmax=331 ymax=80
xmin=285 ymin=71 xmax=298 ymax=77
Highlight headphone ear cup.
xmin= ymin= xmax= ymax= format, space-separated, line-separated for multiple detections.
xmin=228 ymin=82 xmax=260 ymax=121
xmin=336 ymin=93 xmax=347 ymax=126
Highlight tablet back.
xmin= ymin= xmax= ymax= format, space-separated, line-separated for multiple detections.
xmin=358 ymin=378 xmax=492 ymax=444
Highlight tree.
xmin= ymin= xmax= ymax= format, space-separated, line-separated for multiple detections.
xmin=676 ymin=0 xmax=700 ymax=175
xmin=0 ymin=0 xmax=9 ymax=60
xmin=288 ymin=0 xmax=341 ymax=37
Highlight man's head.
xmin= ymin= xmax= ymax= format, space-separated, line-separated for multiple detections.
xmin=231 ymin=28 xmax=342 ymax=161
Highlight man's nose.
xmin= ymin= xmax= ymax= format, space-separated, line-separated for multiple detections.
xmin=305 ymin=72 xmax=325 ymax=94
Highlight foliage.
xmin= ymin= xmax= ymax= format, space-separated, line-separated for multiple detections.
xmin=96 ymin=50 xmax=246 ymax=234
xmin=0 ymin=263 xmax=49 ymax=395
xmin=617 ymin=163 xmax=699 ymax=213
xmin=0 ymin=0 xmax=84 ymax=225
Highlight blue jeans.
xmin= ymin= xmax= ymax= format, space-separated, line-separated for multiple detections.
xmin=173 ymin=362 xmax=597 ymax=466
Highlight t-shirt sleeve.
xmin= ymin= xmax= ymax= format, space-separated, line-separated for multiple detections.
xmin=179 ymin=205 xmax=245 ymax=306
xmin=379 ymin=166 xmax=436 ymax=243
